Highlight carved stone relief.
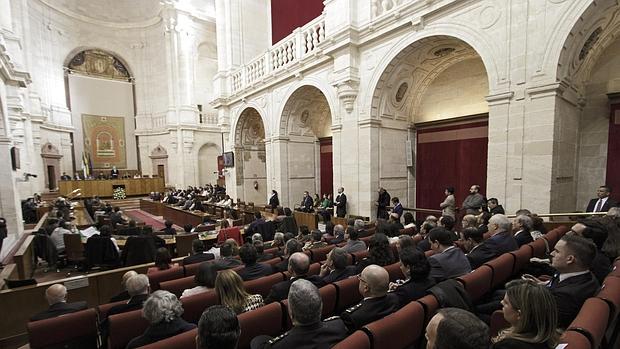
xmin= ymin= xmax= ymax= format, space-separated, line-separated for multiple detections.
xmin=281 ymin=86 xmax=332 ymax=138
xmin=68 ymin=49 xmax=130 ymax=81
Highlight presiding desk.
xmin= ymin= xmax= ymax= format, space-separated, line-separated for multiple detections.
xmin=59 ymin=178 xmax=165 ymax=197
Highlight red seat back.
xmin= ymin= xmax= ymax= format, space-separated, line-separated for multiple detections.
xmin=138 ymin=328 xmax=197 ymax=349
xmin=559 ymin=330 xmax=593 ymax=349
xmin=417 ymin=294 xmax=440 ymax=322
xmin=108 ymin=309 xmax=149 ymax=349
xmin=364 ymin=301 xmax=425 ymax=349
xmin=485 ymin=253 xmax=515 ymax=289
xmin=310 ymin=245 xmax=335 ymax=263
xmin=332 ymin=330 xmax=371 ymax=349
xmin=598 ymin=276 xmax=620 ymax=319
xmin=567 ymin=297 xmax=610 ymax=349
xmin=457 ymin=265 xmax=493 ymax=302
xmin=237 ymin=302 xmax=284 ymax=349
xmin=489 ymin=310 xmax=510 ymax=338
xmin=262 ymin=257 xmax=283 ymax=267
xmin=27 ymin=308 xmax=98 ymax=349
xmin=180 ymin=291 xmax=219 ymax=324
xmin=529 ymin=238 xmax=548 ymax=258
xmin=308 ymin=262 xmax=321 ymax=276
xmin=160 ymin=275 xmax=196 ymax=297
xmin=183 ymin=262 xmax=202 ymax=276
xmin=320 ymin=284 xmax=338 ymax=318
xmin=96 ymin=300 xmax=126 ymax=320
xmin=334 ymin=277 xmax=362 ymax=313
xmin=384 ymin=262 xmax=405 ymax=282
xmin=148 ymin=266 xmax=185 ymax=290
xmin=245 ymin=272 xmax=285 ymax=298
xmin=510 ymin=245 xmax=533 ymax=275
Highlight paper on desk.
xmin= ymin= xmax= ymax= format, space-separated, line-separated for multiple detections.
xmin=80 ymin=226 xmax=100 ymax=238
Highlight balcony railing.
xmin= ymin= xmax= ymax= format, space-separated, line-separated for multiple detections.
xmin=230 ymin=14 xmax=326 ymax=95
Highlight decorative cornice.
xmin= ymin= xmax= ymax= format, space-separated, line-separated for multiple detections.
xmin=358 ymin=118 xmax=382 ymax=128
xmin=485 ymin=91 xmax=514 ymax=106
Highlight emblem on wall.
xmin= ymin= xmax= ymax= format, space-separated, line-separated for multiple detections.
xmin=82 ymin=114 xmax=127 ymax=169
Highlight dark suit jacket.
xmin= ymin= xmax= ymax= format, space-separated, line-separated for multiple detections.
xmin=428 ymin=247 xmax=472 ymax=282
xmin=250 ymin=317 xmax=347 ymax=349
xmin=301 ymin=196 xmax=313 ymax=211
xmin=107 ymin=294 xmax=148 ymax=318
xmin=392 ymin=203 xmax=403 ymax=218
xmin=377 ymin=192 xmax=391 ymax=219
xmin=323 ymin=268 xmax=356 ymax=284
xmin=465 ymin=231 xmax=518 ymax=269
xmin=182 ymin=252 xmax=215 ymax=266
xmin=550 ymin=272 xmax=600 ymax=328
xmin=213 ymin=257 xmax=243 ymax=270
xmin=257 ymin=252 xmax=275 ymax=262
xmin=341 ymin=294 xmax=399 ymax=333
xmin=265 ymin=275 xmax=326 ymax=303
xmin=514 ymin=230 xmax=533 ymax=247
xmin=392 ymin=277 xmax=436 ymax=309
xmin=109 ymin=290 xmax=130 ymax=303
xmin=237 ymin=263 xmax=274 ymax=281
xmin=586 ymin=197 xmax=618 ymax=212
xmin=273 ymin=257 xmax=289 ymax=272
xmin=335 ymin=193 xmax=347 ymax=217
xmin=30 ymin=301 xmax=88 ymax=321
xmin=126 ymin=318 xmax=196 ymax=349
xmin=269 ymin=195 xmax=279 ymax=209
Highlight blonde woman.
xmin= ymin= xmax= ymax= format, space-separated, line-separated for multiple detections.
xmin=215 ymin=269 xmax=264 ymax=314
xmin=492 ymin=279 xmax=560 ymax=349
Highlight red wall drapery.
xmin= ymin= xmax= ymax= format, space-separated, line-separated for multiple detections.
xmin=319 ymin=137 xmax=333 ymax=196
xmin=270 ymin=0 xmax=324 ymax=44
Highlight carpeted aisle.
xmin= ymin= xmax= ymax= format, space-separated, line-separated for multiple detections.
xmin=124 ymin=209 xmax=168 ymax=230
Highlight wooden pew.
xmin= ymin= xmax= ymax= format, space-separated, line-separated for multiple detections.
xmin=294 ymin=211 xmax=319 ymax=229
xmin=13 ymin=235 xmax=35 ymax=280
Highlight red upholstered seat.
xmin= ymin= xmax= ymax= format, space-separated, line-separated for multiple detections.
xmin=180 ymin=290 xmax=219 ymax=324
xmin=245 ymin=272 xmax=285 ymax=298
xmin=598 ymin=276 xmax=620 ymax=319
xmin=108 ymin=309 xmax=149 ymax=349
xmin=417 ymin=294 xmax=440 ymax=322
xmin=529 ymin=238 xmax=548 ymax=258
xmin=334 ymin=276 xmax=362 ymax=313
xmin=310 ymin=245 xmax=335 ymax=263
xmin=183 ymin=262 xmax=201 ymax=276
xmin=308 ymin=262 xmax=321 ymax=276
xmin=485 ymin=253 xmax=515 ymax=289
xmin=510 ymin=244 xmax=533 ymax=276
xmin=457 ymin=265 xmax=493 ymax=302
xmin=384 ymin=262 xmax=405 ymax=282
xmin=160 ymin=275 xmax=195 ymax=297
xmin=217 ymin=226 xmax=243 ymax=245
xmin=489 ymin=310 xmax=510 ymax=338
xmin=332 ymin=330 xmax=371 ymax=349
xmin=399 ymin=227 xmax=416 ymax=236
xmin=27 ymin=308 xmax=98 ymax=349
xmin=391 ymin=243 xmax=399 ymax=260
xmin=559 ymin=330 xmax=592 ymax=349
xmin=543 ymin=226 xmax=569 ymax=250
xmin=261 ymin=257 xmax=284 ymax=267
xmin=567 ymin=297 xmax=610 ymax=349
xmin=148 ymin=266 xmax=185 ymax=290
xmin=363 ymin=301 xmax=425 ymax=349
xmin=97 ymin=300 xmax=126 ymax=320
xmin=237 ymin=302 xmax=284 ymax=349
xmin=137 ymin=328 xmax=197 ymax=349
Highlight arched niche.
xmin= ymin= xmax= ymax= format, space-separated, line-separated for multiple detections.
xmin=197 ymin=143 xmax=220 ymax=185
xmin=234 ymin=107 xmax=267 ymax=204
xmin=41 ymin=143 xmax=63 ymax=191
xmin=149 ymin=145 xmax=168 ymax=183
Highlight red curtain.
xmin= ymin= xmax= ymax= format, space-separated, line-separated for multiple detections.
xmin=270 ymin=0 xmax=324 ymax=44
xmin=606 ymin=104 xmax=620 ymax=199
xmin=320 ymin=137 xmax=333 ymax=196
xmin=415 ymin=120 xmax=488 ymax=220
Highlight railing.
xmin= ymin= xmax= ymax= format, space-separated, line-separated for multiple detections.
xmin=371 ymin=0 xmax=406 ymax=18
xmin=230 ymin=14 xmax=326 ymax=94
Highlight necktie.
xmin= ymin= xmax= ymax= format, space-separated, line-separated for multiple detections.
xmin=595 ymin=199 xmax=603 ymax=212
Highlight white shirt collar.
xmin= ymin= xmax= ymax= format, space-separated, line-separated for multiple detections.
xmin=558 ymin=270 xmax=589 ymax=283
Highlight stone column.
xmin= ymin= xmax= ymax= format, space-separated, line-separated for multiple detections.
xmin=270 ymin=136 xmax=290 ymax=207
xmin=357 ymin=119 xmax=381 ymax=218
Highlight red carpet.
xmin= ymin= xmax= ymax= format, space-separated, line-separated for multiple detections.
xmin=125 ymin=209 xmax=167 ymax=230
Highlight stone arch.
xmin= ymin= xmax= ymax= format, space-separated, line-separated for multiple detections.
xmin=197 ymin=142 xmax=220 ymax=185
xmin=231 ymin=101 xmax=270 ymax=142
xmin=64 ymin=47 xmax=133 ymax=79
xmin=41 ymin=142 xmax=62 ymax=191
xmin=234 ymin=107 xmax=267 ymax=204
xmin=278 ymin=85 xmax=334 ymax=138
xmin=149 ymin=145 xmax=168 ymax=182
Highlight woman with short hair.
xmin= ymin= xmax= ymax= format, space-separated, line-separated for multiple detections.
xmin=126 ymin=290 xmax=195 ymax=348
xmin=215 ymin=269 xmax=264 ymax=314
xmin=181 ymin=262 xmax=217 ymax=299
xmin=492 ymin=279 xmax=560 ymax=349
xmin=389 ymin=247 xmax=435 ymax=308
xmin=147 ymin=248 xmax=178 ymax=273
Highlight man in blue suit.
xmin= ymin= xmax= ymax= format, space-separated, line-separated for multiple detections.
xmin=467 ymin=214 xmax=518 ymax=269
xmin=300 ymin=191 xmax=313 ymax=212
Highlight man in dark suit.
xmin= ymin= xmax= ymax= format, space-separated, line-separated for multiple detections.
xmin=375 ymin=187 xmax=391 ymax=219
xmin=570 ymin=220 xmax=612 ymax=283
xmin=525 ymin=234 xmax=600 ymax=329
xmin=183 ymin=239 xmax=215 ymax=265
xmin=273 ymin=239 xmax=302 ymax=272
xmin=391 ymin=197 xmax=403 ymax=220
xmin=110 ymin=270 xmax=138 ymax=302
xmin=109 ymin=207 xmax=127 ymax=227
xmin=319 ymin=247 xmax=355 ymax=284
xmin=60 ymin=172 xmax=72 ymax=180
xmin=254 ymin=240 xmax=274 ymax=262
xmin=268 ymin=190 xmax=280 ymax=209
xmin=106 ymin=274 xmax=150 ymax=316
xmin=265 ymin=252 xmax=325 ymax=303
xmin=334 ymin=187 xmax=347 ymax=218
xmin=213 ymin=242 xmax=243 ymax=270
xmin=110 ymin=166 xmax=119 ymax=179
xmin=586 ymin=185 xmax=618 ymax=213
xmin=300 ymin=191 xmax=313 ymax=212
xmin=329 ymin=225 xmax=346 ymax=245
xmin=30 ymin=284 xmax=87 ymax=321
xmin=236 ymin=243 xmax=274 ymax=281
xmin=251 ymin=279 xmax=347 ymax=349
xmin=464 ymin=214 xmax=518 ymax=269
xmin=512 ymin=215 xmax=534 ymax=247
xmin=461 ymin=227 xmax=486 ymax=270
xmin=427 ymin=227 xmax=471 ymax=282
xmin=341 ymin=265 xmax=398 ymax=333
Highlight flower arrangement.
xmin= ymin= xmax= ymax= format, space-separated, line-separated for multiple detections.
xmin=113 ymin=187 xmax=126 ymax=200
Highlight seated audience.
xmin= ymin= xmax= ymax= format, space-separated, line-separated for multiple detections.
xmin=319 ymin=247 xmax=356 ymax=283
xmin=273 ymin=238 xmax=302 ymax=272
xmin=251 ymin=279 xmax=347 ymax=349
xmin=265 ymin=252 xmax=325 ymax=303
xmin=237 ymin=243 xmax=274 ymax=281
xmin=126 ymin=290 xmax=195 ymax=348
xmin=415 ymin=221 xmax=436 ymax=252
xmin=492 ymin=279 xmax=560 ymax=349
xmin=183 ymin=239 xmax=215 ymax=265
xmin=254 ymin=240 xmax=273 ymax=261
xmin=303 ymin=229 xmax=328 ymax=250
xmin=341 ymin=227 xmax=367 ymax=253
xmin=438 ymin=215 xmax=457 ymax=240
xmin=110 ymin=270 xmax=138 ymax=302
xmin=487 ymin=198 xmax=505 ymax=215
xmin=512 ymin=215 xmax=534 ymax=246
xmin=477 ymin=211 xmax=492 ymax=235
xmin=215 ymin=269 xmax=264 ymax=314
xmin=355 ymin=233 xmax=395 ymax=273
xmin=107 ymin=274 xmax=150 ymax=316
xmin=118 ymin=220 xmax=141 ymax=236
xmin=600 ymin=214 xmax=620 ymax=259
xmin=427 ymin=227 xmax=471 ymax=282
xmin=162 ymin=220 xmax=176 ymax=235
xmin=425 ymin=307 xmax=490 ymax=349
xmin=341 ymin=265 xmax=398 ymax=333
xmin=213 ymin=242 xmax=243 ymax=270
xmin=264 ymin=232 xmax=285 ymax=254
xmin=569 ymin=220 xmax=611 ymax=283
xmin=204 ymin=239 xmax=220 ymax=259
xmin=196 ymin=305 xmax=241 ymax=349
xmin=147 ymin=248 xmax=178 ymax=273
xmin=97 ymin=224 xmax=119 ymax=252
xmin=30 ymin=284 xmax=87 ymax=321
xmin=464 ymin=214 xmax=518 ymax=268
xmin=389 ymin=247 xmax=436 ymax=309
xmin=395 ymin=235 xmax=415 ymax=254
xmin=329 ymin=224 xmax=346 ymax=244
xmin=402 ymin=212 xmax=416 ymax=230
xmin=461 ymin=214 xmax=478 ymax=230
xmin=460 ymin=227 xmax=486 ymax=269
xmin=110 ymin=206 xmax=127 ymax=227
xmin=50 ymin=222 xmax=72 ymax=253
xmin=181 ymin=262 xmax=217 ymax=299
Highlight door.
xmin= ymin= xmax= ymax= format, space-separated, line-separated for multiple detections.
xmin=47 ymin=165 xmax=56 ymax=190
xmin=415 ymin=118 xmax=488 ymax=220
xmin=319 ymin=137 xmax=333 ymax=196
xmin=606 ymin=104 xmax=620 ymax=201
xmin=157 ymin=165 xmax=165 ymax=182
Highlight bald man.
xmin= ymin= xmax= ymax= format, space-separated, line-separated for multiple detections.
xmin=340 ymin=265 xmax=398 ymax=333
xmin=30 ymin=284 xmax=87 ymax=321
xmin=265 ymin=252 xmax=325 ymax=303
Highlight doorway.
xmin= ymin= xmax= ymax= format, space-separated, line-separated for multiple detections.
xmin=47 ymin=165 xmax=56 ymax=190
xmin=157 ymin=165 xmax=165 ymax=181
